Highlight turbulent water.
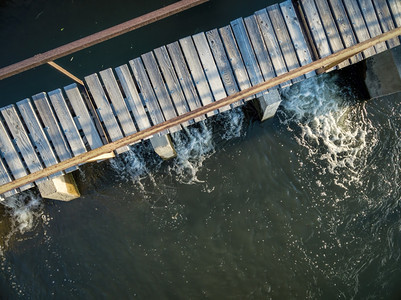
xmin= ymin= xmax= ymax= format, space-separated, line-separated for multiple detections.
xmin=0 ymin=74 xmax=400 ymax=298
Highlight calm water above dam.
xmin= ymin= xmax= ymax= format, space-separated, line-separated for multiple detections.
xmin=1 ymin=0 xmax=401 ymax=299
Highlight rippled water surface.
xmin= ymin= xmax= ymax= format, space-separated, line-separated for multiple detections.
xmin=1 ymin=0 xmax=401 ymax=299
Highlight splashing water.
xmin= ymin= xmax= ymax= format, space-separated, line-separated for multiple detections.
xmin=279 ymin=74 xmax=377 ymax=189
xmin=109 ymin=147 xmax=153 ymax=188
xmin=170 ymin=121 xmax=215 ymax=184
xmin=218 ymin=107 xmax=245 ymax=140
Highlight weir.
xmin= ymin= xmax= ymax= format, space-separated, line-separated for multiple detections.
xmin=0 ymin=0 xmax=400 ymax=200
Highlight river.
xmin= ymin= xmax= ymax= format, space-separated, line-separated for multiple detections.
xmin=0 ymin=0 xmax=401 ymax=299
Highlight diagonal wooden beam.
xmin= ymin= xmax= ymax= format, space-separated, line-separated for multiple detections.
xmin=0 ymin=26 xmax=400 ymax=195
xmin=0 ymin=0 xmax=209 ymax=80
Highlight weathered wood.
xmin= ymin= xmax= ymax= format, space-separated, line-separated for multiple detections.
xmin=0 ymin=105 xmax=45 ymax=184
xmin=328 ymin=0 xmax=363 ymax=63
xmin=47 ymin=61 xmax=84 ymax=86
xmin=17 ymin=99 xmax=62 ymax=178
xmin=219 ymin=25 xmax=252 ymax=101
xmin=343 ymin=0 xmax=376 ymax=58
xmin=99 ymin=68 xmax=137 ymax=136
xmin=32 ymin=92 xmax=77 ymax=173
xmin=48 ymin=89 xmax=87 ymax=157
xmin=299 ymin=0 xmax=332 ymax=59
xmin=64 ymin=84 xmax=104 ymax=150
xmin=312 ymin=0 xmax=349 ymax=68
xmin=255 ymin=8 xmax=290 ymax=87
xmin=0 ymin=0 xmax=210 ymax=80
xmin=166 ymin=42 xmax=205 ymax=122
xmin=0 ymin=158 xmax=15 ymax=198
xmin=192 ymin=32 xmax=230 ymax=112
xmin=115 ymin=64 xmax=152 ymax=131
xmin=129 ymin=58 xmax=169 ymax=135
xmin=373 ymin=0 xmax=400 ymax=48
xmin=230 ymin=18 xmax=264 ymax=95
xmin=279 ymin=0 xmax=315 ymax=77
xmin=388 ymin=0 xmax=401 ymax=30
xmin=141 ymin=52 xmax=181 ymax=132
xmin=268 ymin=4 xmax=304 ymax=83
xmin=180 ymin=36 xmax=218 ymax=116
xmin=205 ymin=29 xmax=242 ymax=107
xmin=243 ymin=16 xmax=276 ymax=83
xmin=0 ymin=119 xmax=33 ymax=191
xmin=1 ymin=26 xmax=401 ymax=195
xmin=358 ymin=0 xmax=387 ymax=53
xmin=85 ymin=73 xmax=130 ymax=153
xmin=153 ymin=46 xmax=192 ymax=125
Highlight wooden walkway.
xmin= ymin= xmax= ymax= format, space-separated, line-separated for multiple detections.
xmin=0 ymin=0 xmax=400 ymax=198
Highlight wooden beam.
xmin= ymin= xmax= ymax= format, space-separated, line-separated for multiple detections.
xmin=47 ymin=62 xmax=84 ymax=86
xmin=0 ymin=0 xmax=209 ymax=80
xmin=0 ymin=26 xmax=400 ymax=195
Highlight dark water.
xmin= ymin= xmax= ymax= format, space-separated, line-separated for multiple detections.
xmin=1 ymin=1 xmax=401 ymax=299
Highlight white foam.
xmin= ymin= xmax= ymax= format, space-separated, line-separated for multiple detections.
xmin=279 ymin=74 xmax=377 ymax=189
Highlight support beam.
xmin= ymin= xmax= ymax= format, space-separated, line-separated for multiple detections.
xmin=37 ymin=173 xmax=80 ymax=201
xmin=0 ymin=0 xmax=209 ymax=80
xmin=0 ymin=26 xmax=400 ymax=195
xmin=365 ymin=46 xmax=401 ymax=98
xmin=255 ymin=90 xmax=282 ymax=121
xmin=150 ymin=134 xmax=177 ymax=160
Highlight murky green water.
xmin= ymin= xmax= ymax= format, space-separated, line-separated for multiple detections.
xmin=1 ymin=0 xmax=401 ymax=299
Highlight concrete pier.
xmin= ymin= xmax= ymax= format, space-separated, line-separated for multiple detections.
xmin=255 ymin=90 xmax=282 ymax=121
xmin=365 ymin=46 xmax=401 ymax=99
xmin=37 ymin=173 xmax=80 ymax=201
xmin=150 ymin=134 xmax=177 ymax=160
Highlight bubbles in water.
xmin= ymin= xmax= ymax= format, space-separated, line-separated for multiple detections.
xmin=2 ymin=191 xmax=43 ymax=235
xmin=170 ymin=121 xmax=215 ymax=184
xmin=109 ymin=147 xmax=154 ymax=189
xmin=279 ymin=74 xmax=377 ymax=189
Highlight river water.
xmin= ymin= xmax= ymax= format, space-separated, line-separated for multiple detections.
xmin=1 ymin=0 xmax=401 ymax=299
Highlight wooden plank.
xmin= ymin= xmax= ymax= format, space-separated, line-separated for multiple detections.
xmin=85 ymin=73 xmax=130 ymax=153
xmin=388 ymin=0 xmax=401 ymax=29
xmin=243 ymin=16 xmax=276 ymax=83
xmin=300 ymin=0 xmax=332 ymax=59
xmin=267 ymin=4 xmax=304 ymax=83
xmin=0 ymin=158 xmax=16 ymax=198
xmin=99 ymin=68 xmax=137 ymax=136
xmin=205 ymin=29 xmax=242 ymax=107
xmin=311 ymin=0 xmax=349 ymax=68
xmin=64 ymin=84 xmax=104 ymax=150
xmin=115 ymin=64 xmax=152 ymax=131
xmin=230 ymin=18 xmax=264 ymax=90
xmin=17 ymin=99 xmax=63 ymax=178
xmin=129 ymin=57 xmax=171 ymax=134
xmin=358 ymin=0 xmax=387 ymax=53
xmin=2 ymin=26 xmax=401 ymax=195
xmin=153 ymin=46 xmax=193 ymax=124
xmin=192 ymin=32 xmax=231 ymax=112
xmin=373 ymin=0 xmax=400 ymax=48
xmin=328 ymin=0 xmax=363 ymax=63
xmin=141 ymin=51 xmax=181 ymax=132
xmin=219 ymin=25 xmax=252 ymax=101
xmin=48 ymin=89 xmax=87 ymax=157
xmin=0 ymin=119 xmax=33 ymax=191
xmin=0 ymin=105 xmax=46 ymax=184
xmin=254 ymin=9 xmax=292 ymax=87
xmin=166 ymin=41 xmax=205 ymax=122
xmin=343 ymin=0 xmax=376 ymax=58
xmin=180 ymin=36 xmax=218 ymax=117
xmin=32 ymin=92 xmax=77 ymax=173
xmin=279 ymin=0 xmax=315 ymax=77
